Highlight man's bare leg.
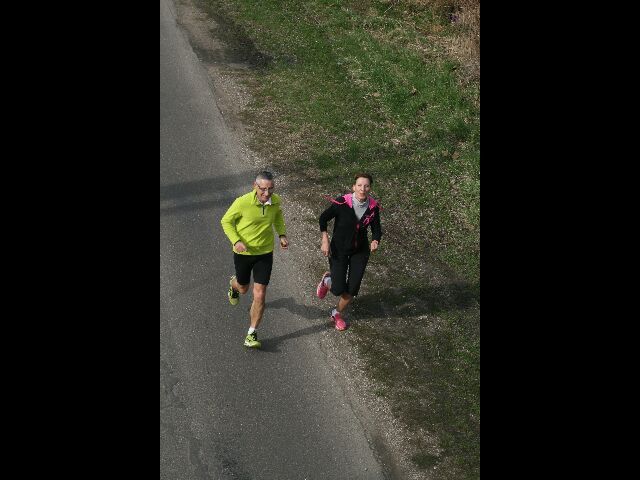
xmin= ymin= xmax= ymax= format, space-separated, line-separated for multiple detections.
xmin=250 ymin=283 xmax=267 ymax=329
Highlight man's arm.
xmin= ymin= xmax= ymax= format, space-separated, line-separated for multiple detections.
xmin=273 ymin=206 xmax=287 ymax=237
xmin=220 ymin=198 xmax=242 ymax=246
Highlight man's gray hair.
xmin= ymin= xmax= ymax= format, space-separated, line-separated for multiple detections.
xmin=255 ymin=171 xmax=274 ymax=183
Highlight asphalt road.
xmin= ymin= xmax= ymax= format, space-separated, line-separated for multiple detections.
xmin=160 ymin=0 xmax=388 ymax=478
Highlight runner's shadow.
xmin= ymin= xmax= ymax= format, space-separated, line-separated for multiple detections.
xmin=259 ymin=323 xmax=330 ymax=353
xmin=265 ymin=297 xmax=327 ymax=320
xmin=257 ymin=297 xmax=332 ymax=352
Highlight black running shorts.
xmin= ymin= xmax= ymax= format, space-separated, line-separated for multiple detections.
xmin=329 ymin=250 xmax=370 ymax=297
xmin=233 ymin=252 xmax=274 ymax=286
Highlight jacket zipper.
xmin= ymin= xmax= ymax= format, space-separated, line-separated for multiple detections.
xmin=354 ymin=223 xmax=360 ymax=249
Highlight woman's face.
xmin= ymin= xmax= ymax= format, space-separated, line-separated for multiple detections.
xmin=352 ymin=177 xmax=371 ymax=201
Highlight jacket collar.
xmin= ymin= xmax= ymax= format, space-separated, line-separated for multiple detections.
xmin=252 ymin=191 xmax=276 ymax=205
xmin=342 ymin=193 xmax=377 ymax=209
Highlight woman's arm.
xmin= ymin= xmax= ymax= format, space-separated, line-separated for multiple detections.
xmin=319 ymin=203 xmax=337 ymax=257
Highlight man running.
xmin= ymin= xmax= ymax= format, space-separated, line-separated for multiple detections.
xmin=221 ymin=171 xmax=288 ymax=348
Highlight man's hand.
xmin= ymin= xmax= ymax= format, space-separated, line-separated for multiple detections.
xmin=370 ymin=240 xmax=379 ymax=252
xmin=234 ymin=241 xmax=247 ymax=252
xmin=279 ymin=236 xmax=289 ymax=250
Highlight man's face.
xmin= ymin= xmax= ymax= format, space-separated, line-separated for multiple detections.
xmin=254 ymin=179 xmax=274 ymax=203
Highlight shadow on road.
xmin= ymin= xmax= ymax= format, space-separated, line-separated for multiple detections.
xmin=259 ymin=322 xmax=330 ymax=353
xmin=252 ymin=297 xmax=332 ymax=352
xmin=266 ymin=297 xmax=327 ymax=319
xmin=160 ymin=173 xmax=252 ymax=215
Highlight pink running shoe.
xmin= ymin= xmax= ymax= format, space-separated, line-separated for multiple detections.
xmin=316 ymin=272 xmax=331 ymax=299
xmin=331 ymin=311 xmax=348 ymax=331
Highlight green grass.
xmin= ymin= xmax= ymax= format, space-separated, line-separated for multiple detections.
xmin=196 ymin=0 xmax=479 ymax=477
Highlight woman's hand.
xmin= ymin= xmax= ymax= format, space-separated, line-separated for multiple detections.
xmin=279 ymin=236 xmax=289 ymax=250
xmin=234 ymin=241 xmax=247 ymax=252
xmin=321 ymin=238 xmax=330 ymax=257
xmin=370 ymin=240 xmax=379 ymax=252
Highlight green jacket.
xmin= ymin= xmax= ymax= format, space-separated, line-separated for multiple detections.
xmin=220 ymin=191 xmax=287 ymax=255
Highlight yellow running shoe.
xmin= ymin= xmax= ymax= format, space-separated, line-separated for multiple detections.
xmin=244 ymin=332 xmax=261 ymax=348
xmin=228 ymin=276 xmax=240 ymax=305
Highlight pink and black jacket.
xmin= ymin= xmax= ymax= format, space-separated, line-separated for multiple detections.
xmin=319 ymin=194 xmax=383 ymax=256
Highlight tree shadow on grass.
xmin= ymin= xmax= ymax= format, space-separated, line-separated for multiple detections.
xmin=351 ymin=281 xmax=479 ymax=321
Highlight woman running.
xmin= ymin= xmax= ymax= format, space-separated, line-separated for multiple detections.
xmin=316 ymin=173 xmax=382 ymax=330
